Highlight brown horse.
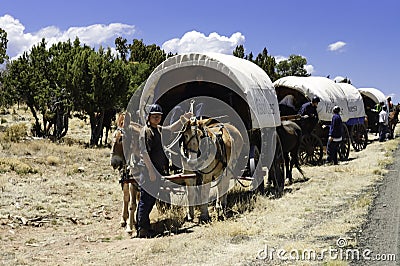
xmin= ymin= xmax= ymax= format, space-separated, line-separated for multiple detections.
xmin=276 ymin=120 xmax=305 ymax=184
xmin=180 ymin=117 xmax=244 ymax=222
xmin=388 ymin=103 xmax=400 ymax=139
xmin=110 ymin=112 xmax=142 ymax=233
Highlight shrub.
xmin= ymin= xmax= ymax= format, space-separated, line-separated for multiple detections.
xmin=46 ymin=155 xmax=61 ymax=166
xmin=0 ymin=158 xmax=38 ymax=175
xmin=4 ymin=123 xmax=28 ymax=142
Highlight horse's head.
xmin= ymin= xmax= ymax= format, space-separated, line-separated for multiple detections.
xmin=393 ymin=103 xmax=400 ymax=120
xmin=110 ymin=113 xmax=126 ymax=170
xmin=181 ymin=117 xmax=200 ymax=159
xmin=180 ymin=117 xmax=218 ymax=170
xmin=110 ymin=112 xmax=142 ymax=170
xmin=396 ymin=103 xmax=400 ymax=113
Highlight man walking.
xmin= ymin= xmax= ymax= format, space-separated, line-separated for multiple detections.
xmin=378 ymin=105 xmax=389 ymax=142
xmin=326 ymin=106 xmax=343 ymax=165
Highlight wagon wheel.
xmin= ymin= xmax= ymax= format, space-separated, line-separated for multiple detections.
xmin=249 ymin=144 xmax=264 ymax=194
xmin=268 ymin=133 xmax=285 ymax=197
xmin=350 ymin=123 xmax=368 ymax=151
xmin=339 ymin=124 xmax=350 ymax=161
xmin=299 ymin=133 xmax=323 ymax=166
xmin=249 ymin=145 xmax=260 ymax=177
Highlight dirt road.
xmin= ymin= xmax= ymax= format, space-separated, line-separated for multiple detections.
xmin=354 ymin=146 xmax=400 ymax=265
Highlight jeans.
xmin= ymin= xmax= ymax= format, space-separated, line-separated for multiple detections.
xmin=136 ymin=167 xmax=167 ymax=232
xmin=136 ymin=185 xmax=157 ymax=231
xmin=326 ymin=139 xmax=340 ymax=165
xmin=379 ymin=123 xmax=388 ymax=142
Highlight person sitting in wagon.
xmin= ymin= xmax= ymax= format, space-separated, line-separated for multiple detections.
xmin=298 ymin=96 xmax=320 ymax=135
xmin=279 ymin=94 xmax=297 ymax=116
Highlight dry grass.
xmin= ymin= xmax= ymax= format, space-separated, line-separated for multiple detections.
xmin=0 ymin=105 xmax=399 ymax=265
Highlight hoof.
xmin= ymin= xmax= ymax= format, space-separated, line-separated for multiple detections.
xmin=185 ymin=213 xmax=195 ymax=222
xmin=125 ymin=226 xmax=133 ymax=234
xmin=199 ymin=215 xmax=211 ymax=224
xmin=120 ymin=221 xmax=127 ymax=228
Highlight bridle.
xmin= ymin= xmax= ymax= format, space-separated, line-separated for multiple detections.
xmin=182 ymin=118 xmax=207 ymax=155
xmin=110 ymin=127 xmax=126 ymax=166
xmin=181 ymin=118 xmax=227 ymax=176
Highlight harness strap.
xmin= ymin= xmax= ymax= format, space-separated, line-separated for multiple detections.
xmin=118 ymin=164 xmax=139 ymax=190
xmin=195 ymin=125 xmax=228 ymax=175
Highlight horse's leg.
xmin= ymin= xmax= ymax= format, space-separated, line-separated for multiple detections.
xmin=126 ymin=183 xmax=136 ymax=233
xmin=185 ymin=177 xmax=196 ymax=221
xmin=389 ymin=122 xmax=394 ymax=139
xmin=284 ymin=153 xmax=292 ymax=184
xmin=120 ymin=183 xmax=129 ymax=228
xmin=199 ymin=181 xmax=211 ymax=223
xmin=216 ymin=175 xmax=230 ymax=220
xmin=289 ymin=153 xmax=296 ymax=183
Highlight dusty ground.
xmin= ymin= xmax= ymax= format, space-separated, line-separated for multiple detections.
xmin=0 ymin=107 xmax=399 ymax=266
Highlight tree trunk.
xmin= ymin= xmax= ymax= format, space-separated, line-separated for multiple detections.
xmin=89 ymin=111 xmax=104 ymax=146
xmin=28 ymin=104 xmax=42 ymax=137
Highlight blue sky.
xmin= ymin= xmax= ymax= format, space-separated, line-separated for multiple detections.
xmin=1 ymin=0 xmax=399 ymax=100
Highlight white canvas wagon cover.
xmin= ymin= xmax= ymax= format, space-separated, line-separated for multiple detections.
xmin=358 ymin=87 xmax=386 ymax=106
xmin=139 ymin=52 xmax=281 ymax=128
xmin=274 ymin=76 xmax=365 ymax=122
xmin=334 ymin=83 xmax=366 ymax=121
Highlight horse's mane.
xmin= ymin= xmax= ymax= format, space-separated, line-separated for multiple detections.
xmin=116 ymin=112 xmax=125 ymax=128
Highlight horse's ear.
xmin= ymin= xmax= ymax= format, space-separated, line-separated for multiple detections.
xmin=115 ymin=113 xmax=123 ymax=128
xmin=201 ymin=118 xmax=214 ymax=126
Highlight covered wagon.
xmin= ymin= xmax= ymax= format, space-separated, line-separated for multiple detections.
xmin=273 ymin=76 xmax=364 ymax=165
xmin=125 ymin=52 xmax=285 ymax=196
xmin=358 ymin=87 xmax=387 ymax=134
xmin=334 ymin=82 xmax=368 ymax=151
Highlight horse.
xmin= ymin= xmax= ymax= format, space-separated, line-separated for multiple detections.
xmin=388 ymin=103 xmax=400 ymax=139
xmin=110 ymin=112 xmax=142 ymax=233
xmin=180 ymin=117 xmax=244 ymax=222
xmin=276 ymin=120 xmax=305 ymax=184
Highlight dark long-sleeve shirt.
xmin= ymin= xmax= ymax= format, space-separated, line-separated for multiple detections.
xmin=298 ymin=102 xmax=318 ymax=119
xmin=329 ymin=113 xmax=343 ymax=139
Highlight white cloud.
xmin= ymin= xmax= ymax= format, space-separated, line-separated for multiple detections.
xmin=162 ymin=30 xmax=245 ymax=54
xmin=274 ymin=55 xmax=287 ymax=63
xmin=0 ymin=14 xmax=136 ymax=60
xmin=304 ymin=64 xmax=314 ymax=74
xmin=328 ymin=41 xmax=346 ymax=52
